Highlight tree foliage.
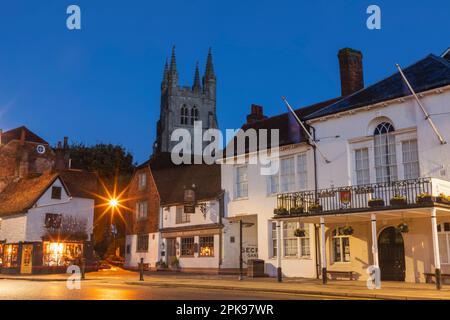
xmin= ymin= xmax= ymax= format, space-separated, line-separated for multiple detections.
xmin=69 ymin=143 xmax=135 ymax=183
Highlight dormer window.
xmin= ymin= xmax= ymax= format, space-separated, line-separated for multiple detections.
xmin=51 ymin=186 xmax=62 ymax=200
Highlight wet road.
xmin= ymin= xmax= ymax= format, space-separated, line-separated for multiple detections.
xmin=0 ymin=279 xmax=347 ymax=300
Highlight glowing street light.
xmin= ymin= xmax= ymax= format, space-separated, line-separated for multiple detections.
xmin=109 ymin=198 xmax=119 ymax=208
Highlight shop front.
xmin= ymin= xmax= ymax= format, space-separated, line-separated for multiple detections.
xmin=0 ymin=240 xmax=95 ymax=274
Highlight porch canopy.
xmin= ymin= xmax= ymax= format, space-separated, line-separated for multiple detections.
xmin=274 ymin=204 xmax=450 ymax=290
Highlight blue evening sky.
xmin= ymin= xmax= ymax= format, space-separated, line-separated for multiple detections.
xmin=0 ymin=1 xmax=448 ymax=163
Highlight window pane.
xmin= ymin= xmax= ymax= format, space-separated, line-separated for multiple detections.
xmin=280 ymin=157 xmax=295 ymax=192
xmin=333 ymin=238 xmax=341 ymax=262
xmin=283 ymin=222 xmax=298 ymax=257
xmin=297 ymin=154 xmax=307 ymax=190
xmin=199 ymin=236 xmax=214 ymax=257
xmin=438 ymin=234 xmax=448 ymax=264
xmin=402 ymin=140 xmax=419 ymax=179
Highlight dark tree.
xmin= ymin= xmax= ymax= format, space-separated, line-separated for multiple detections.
xmin=68 ymin=143 xmax=135 ymax=259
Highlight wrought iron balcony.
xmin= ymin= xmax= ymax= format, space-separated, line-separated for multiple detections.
xmin=275 ymin=177 xmax=450 ymax=216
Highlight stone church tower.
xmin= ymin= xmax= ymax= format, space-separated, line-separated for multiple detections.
xmin=154 ymin=47 xmax=218 ymax=154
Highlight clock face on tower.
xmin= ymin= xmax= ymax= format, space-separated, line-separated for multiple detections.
xmin=36 ymin=145 xmax=46 ymax=154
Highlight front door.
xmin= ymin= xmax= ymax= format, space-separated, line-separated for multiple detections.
xmin=378 ymin=227 xmax=405 ymax=281
xmin=20 ymin=244 xmax=33 ymax=274
xmin=166 ymin=238 xmax=177 ymax=266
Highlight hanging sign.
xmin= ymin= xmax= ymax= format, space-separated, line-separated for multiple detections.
xmin=184 ymin=188 xmax=196 ymax=214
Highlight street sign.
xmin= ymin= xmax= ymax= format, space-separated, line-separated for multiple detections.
xmin=184 ymin=188 xmax=196 ymax=214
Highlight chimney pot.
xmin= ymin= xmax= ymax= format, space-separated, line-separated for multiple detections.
xmin=246 ymin=104 xmax=266 ymax=124
xmin=19 ymin=128 xmax=26 ymax=145
xmin=338 ymin=48 xmax=364 ymax=96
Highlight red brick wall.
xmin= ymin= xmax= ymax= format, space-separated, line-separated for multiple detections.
xmin=0 ymin=141 xmax=54 ymax=192
xmin=126 ymin=166 xmax=160 ymax=235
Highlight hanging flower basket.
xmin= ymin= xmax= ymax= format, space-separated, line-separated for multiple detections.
xmin=396 ymin=223 xmax=409 ymax=233
xmin=341 ymin=226 xmax=354 ymax=236
xmin=274 ymin=208 xmax=288 ymax=216
xmin=368 ymin=198 xmax=385 ymax=208
xmin=390 ymin=195 xmax=407 ymax=206
xmin=290 ymin=207 xmax=303 ymax=215
xmin=294 ymin=229 xmax=306 ymax=237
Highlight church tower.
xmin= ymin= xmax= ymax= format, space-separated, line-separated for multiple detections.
xmin=154 ymin=47 xmax=218 ymax=154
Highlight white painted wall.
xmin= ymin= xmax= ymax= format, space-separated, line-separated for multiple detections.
xmin=0 ymin=178 xmax=95 ymax=243
xmin=125 ymin=232 xmax=160 ymax=268
xmin=308 ymin=87 xmax=450 ymax=188
xmin=221 ymin=86 xmax=450 ymax=279
xmin=160 ymin=200 xmax=220 ymax=228
xmin=221 ymin=146 xmax=318 ymax=277
xmin=0 ymin=213 xmax=27 ymax=243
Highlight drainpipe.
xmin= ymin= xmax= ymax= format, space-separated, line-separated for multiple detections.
xmin=309 ymin=125 xmax=319 ymax=204
xmin=218 ymin=190 xmax=225 ymax=271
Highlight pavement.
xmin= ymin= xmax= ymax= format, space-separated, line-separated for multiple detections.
xmin=1 ymin=267 xmax=449 ymax=300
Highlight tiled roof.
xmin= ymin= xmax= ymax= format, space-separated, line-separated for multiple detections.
xmin=224 ymin=97 xmax=340 ymax=156
xmin=0 ymin=173 xmax=60 ymax=217
xmin=59 ymin=170 xmax=98 ymax=199
xmin=148 ymin=152 xmax=222 ymax=206
xmin=1 ymin=126 xmax=48 ymax=145
xmin=0 ymin=170 xmax=98 ymax=217
xmin=305 ymin=54 xmax=450 ymax=120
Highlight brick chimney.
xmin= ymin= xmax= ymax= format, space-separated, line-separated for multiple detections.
xmin=246 ymin=104 xmax=267 ymax=124
xmin=54 ymin=137 xmax=70 ymax=171
xmin=338 ymin=48 xmax=364 ymax=96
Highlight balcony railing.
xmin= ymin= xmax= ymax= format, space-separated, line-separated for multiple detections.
xmin=275 ymin=178 xmax=450 ymax=216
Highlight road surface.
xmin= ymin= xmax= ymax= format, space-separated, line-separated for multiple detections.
xmin=0 ymin=279 xmax=350 ymax=300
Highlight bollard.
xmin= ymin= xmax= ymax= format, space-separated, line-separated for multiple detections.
xmin=139 ymin=258 xmax=144 ymax=281
xmin=81 ymin=258 xmax=86 ymax=280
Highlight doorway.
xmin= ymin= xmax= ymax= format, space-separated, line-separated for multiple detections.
xmin=166 ymin=238 xmax=177 ymax=266
xmin=20 ymin=244 xmax=33 ymax=274
xmin=378 ymin=227 xmax=405 ymax=281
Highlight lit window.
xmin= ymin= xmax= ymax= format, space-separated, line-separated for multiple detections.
xmin=355 ymin=148 xmax=370 ymax=185
xmin=199 ymin=236 xmax=214 ymax=257
xmin=402 ymin=139 xmax=419 ymax=179
xmin=332 ymin=228 xmax=351 ymax=263
xmin=43 ymin=242 xmax=83 ymax=266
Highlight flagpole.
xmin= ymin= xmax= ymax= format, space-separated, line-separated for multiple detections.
xmin=282 ymin=97 xmax=331 ymax=163
xmin=396 ymin=64 xmax=446 ymax=145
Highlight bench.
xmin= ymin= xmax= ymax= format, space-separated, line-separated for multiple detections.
xmin=327 ymin=270 xmax=356 ymax=281
xmin=424 ymin=272 xmax=450 ymax=284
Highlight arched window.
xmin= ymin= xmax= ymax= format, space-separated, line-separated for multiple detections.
xmin=374 ymin=122 xmax=397 ymax=183
xmin=180 ymin=105 xmax=188 ymax=125
xmin=190 ymin=106 xmax=199 ymax=125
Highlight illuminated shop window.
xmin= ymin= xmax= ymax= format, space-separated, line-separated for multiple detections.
xmin=43 ymin=242 xmax=83 ymax=267
xmin=3 ymin=244 xmax=19 ymax=268
xmin=199 ymin=236 xmax=214 ymax=257
xmin=181 ymin=237 xmax=195 ymax=256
